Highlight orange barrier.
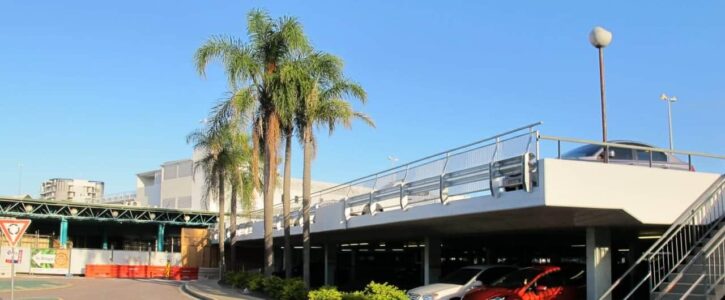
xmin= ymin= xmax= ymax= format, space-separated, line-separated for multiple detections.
xmin=85 ymin=264 xmax=198 ymax=280
xmin=85 ymin=264 xmax=119 ymax=278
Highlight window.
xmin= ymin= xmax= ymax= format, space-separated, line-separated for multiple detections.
xmin=439 ymin=268 xmax=481 ymax=285
xmin=536 ymin=271 xmax=564 ymax=287
xmin=477 ymin=267 xmax=517 ymax=285
xmin=636 ymin=149 xmax=668 ymax=162
xmin=563 ymin=144 xmax=601 ymax=158
xmin=610 ymin=147 xmax=633 ymax=160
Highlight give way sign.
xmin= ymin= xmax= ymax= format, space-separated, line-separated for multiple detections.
xmin=0 ymin=219 xmax=31 ymax=247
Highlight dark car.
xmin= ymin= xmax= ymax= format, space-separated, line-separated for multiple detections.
xmin=562 ymin=140 xmax=693 ymax=171
xmin=462 ymin=265 xmax=585 ymax=300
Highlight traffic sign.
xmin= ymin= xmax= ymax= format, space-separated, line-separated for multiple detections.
xmin=0 ymin=219 xmax=31 ymax=247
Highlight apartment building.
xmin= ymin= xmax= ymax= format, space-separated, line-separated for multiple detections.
xmin=40 ymin=178 xmax=105 ymax=202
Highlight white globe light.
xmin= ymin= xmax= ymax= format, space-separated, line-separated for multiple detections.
xmin=589 ymin=26 xmax=613 ymax=48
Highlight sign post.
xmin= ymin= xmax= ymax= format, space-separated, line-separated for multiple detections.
xmin=0 ymin=219 xmax=32 ymax=300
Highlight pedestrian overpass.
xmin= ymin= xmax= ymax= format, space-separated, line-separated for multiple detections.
xmin=226 ymin=122 xmax=724 ymax=299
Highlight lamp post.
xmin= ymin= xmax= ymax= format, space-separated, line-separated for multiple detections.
xmin=589 ymin=26 xmax=613 ymax=162
xmin=660 ymin=93 xmax=678 ymax=150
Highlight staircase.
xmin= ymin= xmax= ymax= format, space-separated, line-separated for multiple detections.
xmin=601 ymin=175 xmax=725 ymax=300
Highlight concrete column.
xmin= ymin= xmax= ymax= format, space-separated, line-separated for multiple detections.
xmin=423 ymin=237 xmax=441 ymax=285
xmin=586 ymin=227 xmax=612 ymax=300
xmin=324 ymin=243 xmax=338 ymax=285
xmin=157 ymin=224 xmax=165 ymax=252
xmin=102 ymin=229 xmax=108 ymax=250
xmin=350 ymin=249 xmax=356 ymax=283
xmin=59 ymin=218 xmax=68 ymax=249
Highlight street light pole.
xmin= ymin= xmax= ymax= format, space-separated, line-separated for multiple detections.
xmin=597 ymin=47 xmax=608 ymax=153
xmin=589 ymin=26 xmax=613 ymax=162
xmin=660 ymin=93 xmax=677 ymax=150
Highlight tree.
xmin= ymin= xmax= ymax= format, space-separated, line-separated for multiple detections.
xmin=226 ymin=128 xmax=255 ymax=271
xmin=284 ymin=52 xmax=375 ymax=287
xmin=195 ymin=9 xmax=311 ymax=276
xmin=187 ymin=123 xmax=235 ymax=277
xmin=281 ymin=120 xmax=294 ymax=278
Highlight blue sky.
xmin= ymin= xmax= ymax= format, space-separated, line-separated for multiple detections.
xmin=1 ymin=1 xmax=723 ymax=196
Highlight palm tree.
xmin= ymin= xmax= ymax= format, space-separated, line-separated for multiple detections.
xmin=284 ymin=52 xmax=375 ymax=287
xmin=195 ymin=10 xmax=311 ymax=276
xmin=226 ymin=130 xmax=255 ymax=271
xmin=281 ymin=122 xmax=294 ymax=278
xmin=187 ymin=123 xmax=236 ymax=277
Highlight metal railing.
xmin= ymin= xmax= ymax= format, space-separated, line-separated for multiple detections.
xmin=600 ymin=175 xmax=725 ymax=300
xmin=705 ymin=227 xmax=725 ymax=297
xmin=233 ymin=122 xmax=541 ymax=235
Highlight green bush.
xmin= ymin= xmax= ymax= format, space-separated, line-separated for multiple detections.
xmin=309 ymin=286 xmax=343 ymax=300
xmin=341 ymin=291 xmax=368 ymax=300
xmin=222 ymin=271 xmax=237 ymax=285
xmin=262 ymin=275 xmax=285 ymax=298
xmin=280 ymin=278 xmax=308 ymax=300
xmin=226 ymin=271 xmax=252 ymax=288
xmin=246 ymin=272 xmax=266 ymax=291
xmin=363 ymin=282 xmax=407 ymax=300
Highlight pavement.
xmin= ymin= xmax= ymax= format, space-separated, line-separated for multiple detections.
xmin=183 ymin=279 xmax=266 ymax=300
xmin=0 ymin=276 xmax=191 ymax=300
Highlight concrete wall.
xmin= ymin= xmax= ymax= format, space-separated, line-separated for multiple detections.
xmin=541 ymin=159 xmax=720 ymax=225
xmin=233 ymin=159 xmax=721 ymax=242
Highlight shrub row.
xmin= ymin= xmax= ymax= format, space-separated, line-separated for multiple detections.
xmin=223 ymin=271 xmax=407 ymax=300
xmin=308 ymin=282 xmax=407 ymax=300
xmin=223 ymin=271 xmax=307 ymax=300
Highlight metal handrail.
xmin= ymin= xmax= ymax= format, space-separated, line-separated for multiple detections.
xmin=309 ymin=122 xmax=542 ymax=198
xmin=600 ymin=175 xmax=725 ymax=300
xmin=237 ymin=123 xmax=541 ymax=228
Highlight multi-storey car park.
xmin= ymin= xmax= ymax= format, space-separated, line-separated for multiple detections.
xmin=222 ymin=122 xmax=725 ymax=300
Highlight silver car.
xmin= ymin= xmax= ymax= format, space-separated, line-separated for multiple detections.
xmin=562 ymin=140 xmax=693 ymax=171
xmin=407 ymin=265 xmax=516 ymax=300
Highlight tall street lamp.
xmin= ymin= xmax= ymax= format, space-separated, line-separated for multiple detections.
xmin=589 ymin=26 xmax=613 ymax=162
xmin=660 ymin=93 xmax=678 ymax=150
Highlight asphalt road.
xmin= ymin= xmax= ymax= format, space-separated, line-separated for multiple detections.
xmin=0 ymin=277 xmax=193 ymax=300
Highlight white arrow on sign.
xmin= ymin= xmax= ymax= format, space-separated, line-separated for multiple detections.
xmin=32 ymin=252 xmax=56 ymax=265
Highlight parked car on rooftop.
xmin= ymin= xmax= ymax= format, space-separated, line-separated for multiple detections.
xmin=407 ymin=265 xmax=517 ymax=300
xmin=562 ymin=140 xmax=693 ymax=171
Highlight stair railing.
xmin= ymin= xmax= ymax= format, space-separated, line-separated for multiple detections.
xmin=600 ymin=174 xmax=725 ymax=300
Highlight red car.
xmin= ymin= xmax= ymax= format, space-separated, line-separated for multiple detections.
xmin=462 ymin=265 xmax=585 ymax=300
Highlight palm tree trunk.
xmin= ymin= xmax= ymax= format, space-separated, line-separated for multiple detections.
xmin=302 ymin=126 xmax=313 ymax=289
xmin=218 ymin=173 xmax=226 ymax=278
xmin=283 ymin=134 xmax=293 ymax=278
xmin=230 ymin=177 xmax=238 ymax=271
xmin=263 ymin=112 xmax=281 ymax=276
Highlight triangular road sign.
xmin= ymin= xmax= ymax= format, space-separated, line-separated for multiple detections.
xmin=0 ymin=219 xmax=31 ymax=247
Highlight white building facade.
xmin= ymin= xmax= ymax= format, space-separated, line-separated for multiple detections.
xmin=40 ymin=178 xmax=105 ymax=202
xmin=135 ymin=149 xmax=339 ymax=213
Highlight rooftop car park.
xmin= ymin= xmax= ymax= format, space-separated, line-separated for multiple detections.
xmin=221 ymin=123 xmax=725 ymax=300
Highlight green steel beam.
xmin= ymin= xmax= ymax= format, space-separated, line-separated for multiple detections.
xmin=0 ymin=197 xmax=217 ymax=227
